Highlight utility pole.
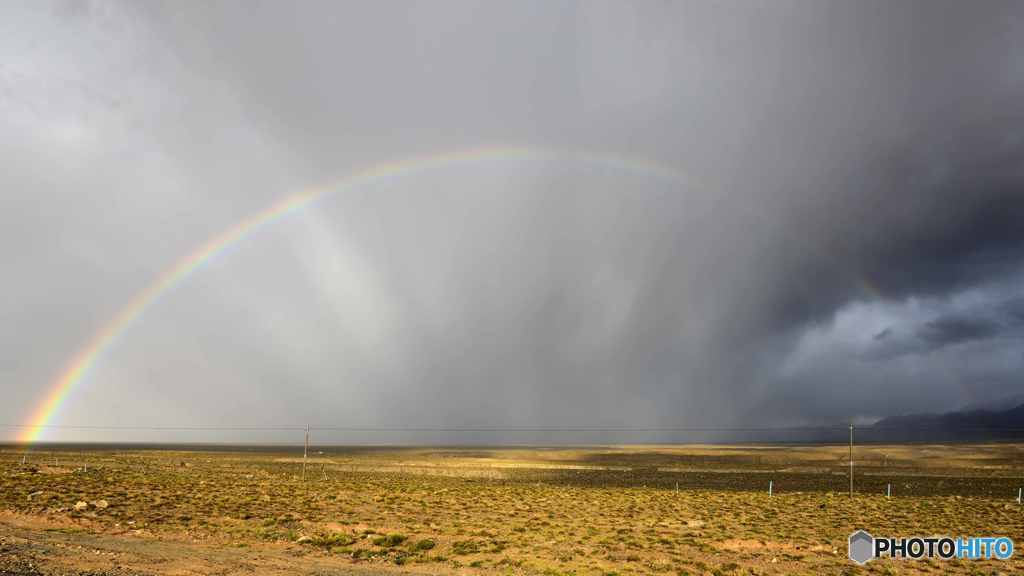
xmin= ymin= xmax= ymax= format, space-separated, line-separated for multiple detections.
xmin=302 ymin=424 xmax=309 ymax=481
xmin=849 ymin=424 xmax=854 ymax=497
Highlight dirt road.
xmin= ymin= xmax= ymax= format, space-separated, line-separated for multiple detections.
xmin=0 ymin=513 xmax=395 ymax=576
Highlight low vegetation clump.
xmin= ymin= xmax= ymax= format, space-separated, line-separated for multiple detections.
xmin=372 ymin=533 xmax=408 ymax=547
xmin=304 ymin=532 xmax=355 ymax=548
xmin=412 ymin=538 xmax=436 ymax=551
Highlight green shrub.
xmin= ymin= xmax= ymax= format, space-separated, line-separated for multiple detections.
xmin=452 ymin=540 xmax=481 ymax=555
xmin=412 ymin=538 xmax=436 ymax=551
xmin=372 ymin=533 xmax=408 ymax=547
xmin=304 ymin=532 xmax=355 ymax=548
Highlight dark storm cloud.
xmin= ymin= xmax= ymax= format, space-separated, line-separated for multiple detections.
xmin=999 ymin=297 xmax=1024 ymax=323
xmin=752 ymin=100 xmax=1024 ymax=337
xmin=917 ymin=316 xmax=1003 ymax=348
xmin=867 ymin=295 xmax=1024 ymax=359
xmin=3 ymin=0 xmax=1024 ymax=441
xmin=761 ymin=281 xmax=1024 ymax=424
xmin=859 ymin=311 xmax=1017 ymax=363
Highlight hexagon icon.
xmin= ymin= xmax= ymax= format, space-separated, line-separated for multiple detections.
xmin=848 ymin=530 xmax=874 ymax=564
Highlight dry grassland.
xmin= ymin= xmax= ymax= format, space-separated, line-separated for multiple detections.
xmin=1 ymin=444 xmax=1022 ymax=575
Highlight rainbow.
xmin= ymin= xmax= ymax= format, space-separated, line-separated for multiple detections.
xmin=858 ymin=276 xmax=884 ymax=300
xmin=20 ymin=145 xmax=694 ymax=443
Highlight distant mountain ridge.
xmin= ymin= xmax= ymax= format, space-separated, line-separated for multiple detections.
xmin=873 ymin=403 xmax=1024 ymax=429
xmin=866 ymin=402 xmax=1024 ymax=441
xmin=957 ymin=393 xmax=1024 ymax=413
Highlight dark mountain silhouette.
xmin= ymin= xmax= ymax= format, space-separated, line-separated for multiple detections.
xmin=865 ymin=402 xmax=1024 ymax=442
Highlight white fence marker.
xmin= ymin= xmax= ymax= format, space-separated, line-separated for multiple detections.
xmin=769 ymin=480 xmax=773 ymax=497
xmin=887 ymin=483 xmax=891 ymax=499
xmin=302 ymin=424 xmax=309 ymax=481
xmin=849 ymin=424 xmax=854 ymax=496
xmin=1017 ymin=488 xmax=1021 ymax=504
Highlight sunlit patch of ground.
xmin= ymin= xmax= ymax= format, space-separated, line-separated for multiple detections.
xmin=1 ymin=444 xmax=1022 ymax=575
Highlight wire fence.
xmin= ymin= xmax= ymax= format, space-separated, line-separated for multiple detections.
xmin=4 ymin=422 xmax=1024 ymax=448
xmin=6 ymin=423 xmax=1024 ymax=433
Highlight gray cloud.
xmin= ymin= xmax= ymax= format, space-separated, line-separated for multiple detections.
xmin=3 ymin=0 xmax=1024 ymax=442
xmin=916 ymin=316 xmax=1004 ymax=349
xmin=867 ymin=294 xmax=1024 ymax=359
xmin=760 ymin=279 xmax=1024 ymax=424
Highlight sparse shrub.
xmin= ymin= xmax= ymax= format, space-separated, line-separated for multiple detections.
xmin=372 ymin=533 xmax=407 ymax=547
xmin=452 ymin=539 xmax=481 ymax=555
xmin=412 ymin=538 xmax=436 ymax=551
xmin=711 ymin=562 xmax=741 ymax=576
xmin=303 ymin=532 xmax=355 ymax=548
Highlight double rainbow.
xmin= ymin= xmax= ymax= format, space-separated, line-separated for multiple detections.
xmin=19 ymin=145 xmax=695 ymax=443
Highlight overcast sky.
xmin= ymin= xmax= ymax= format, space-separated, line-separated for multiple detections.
xmin=3 ymin=1 xmax=1024 ymax=443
